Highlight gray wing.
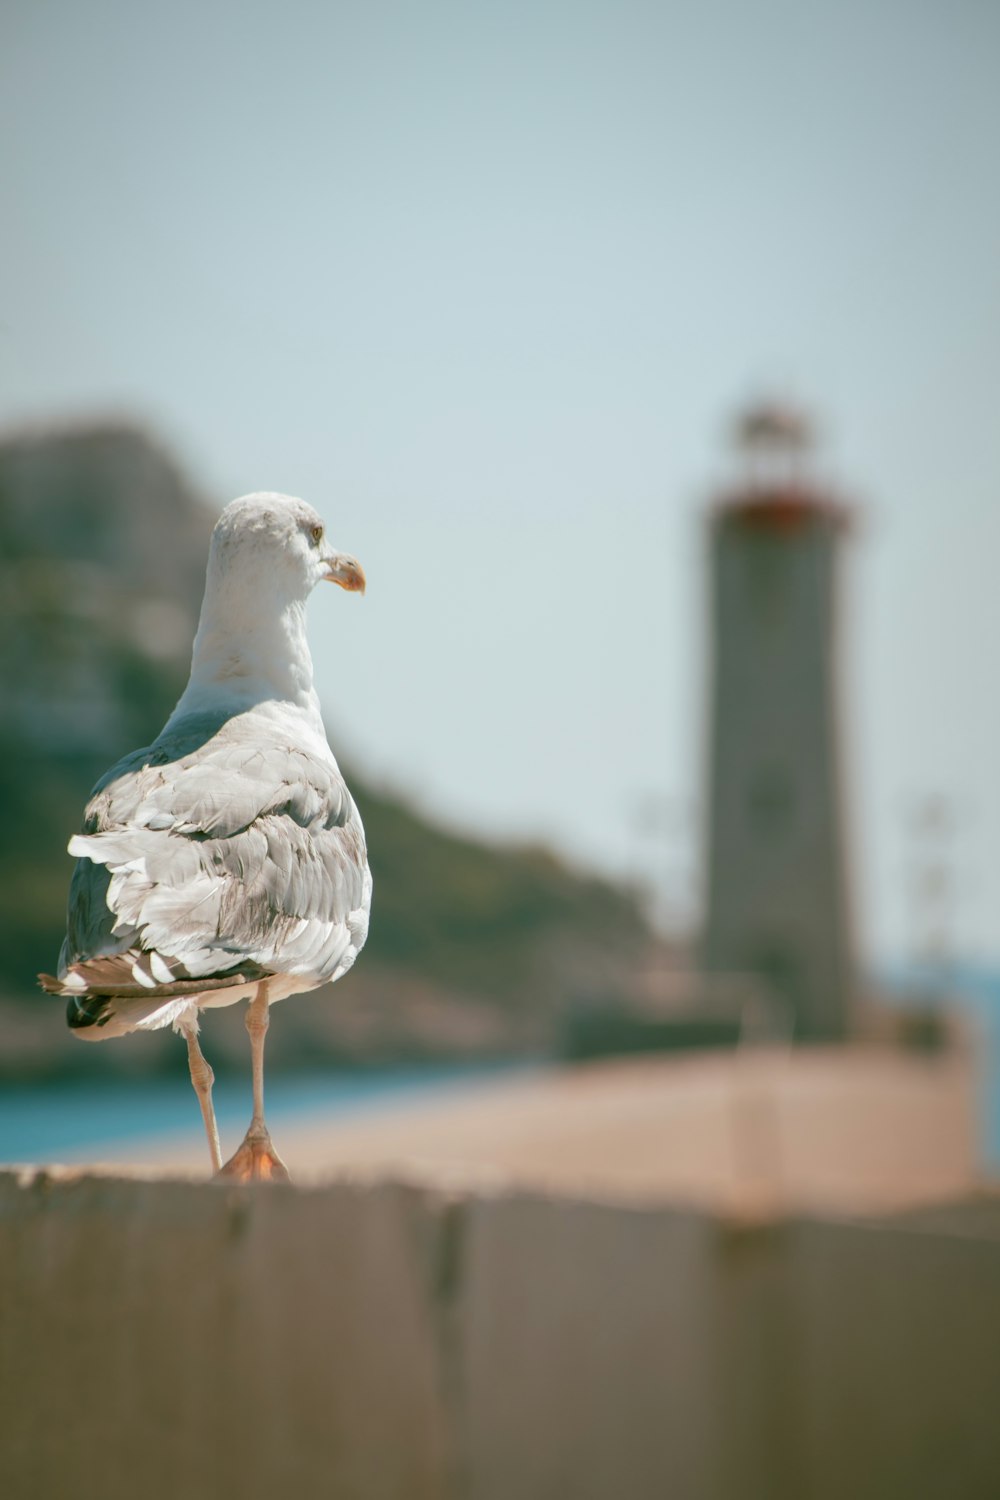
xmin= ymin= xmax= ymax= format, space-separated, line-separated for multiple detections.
xmin=53 ymin=709 xmax=371 ymax=998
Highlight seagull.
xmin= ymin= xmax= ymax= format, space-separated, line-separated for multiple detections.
xmin=40 ymin=493 xmax=371 ymax=1181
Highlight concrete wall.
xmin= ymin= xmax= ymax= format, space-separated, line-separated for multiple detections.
xmin=2 ymin=1170 xmax=999 ymax=1500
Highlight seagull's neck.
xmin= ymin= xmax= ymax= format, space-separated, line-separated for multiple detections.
xmin=172 ymin=578 xmax=323 ymax=725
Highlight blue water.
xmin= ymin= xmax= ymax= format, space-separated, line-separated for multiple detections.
xmin=881 ymin=962 xmax=1000 ymax=1169
xmin=0 ymin=1063 xmax=521 ymax=1165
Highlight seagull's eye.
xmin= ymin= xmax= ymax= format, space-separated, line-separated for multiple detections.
xmin=310 ymin=525 xmax=323 ymax=546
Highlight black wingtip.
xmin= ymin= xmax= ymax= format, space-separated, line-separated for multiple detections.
xmin=65 ymin=993 xmax=111 ymax=1030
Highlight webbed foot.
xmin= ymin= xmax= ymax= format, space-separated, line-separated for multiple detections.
xmin=216 ymin=1124 xmax=290 ymax=1183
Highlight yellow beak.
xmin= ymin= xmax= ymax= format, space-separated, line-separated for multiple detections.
xmin=323 ymin=553 xmax=366 ymax=594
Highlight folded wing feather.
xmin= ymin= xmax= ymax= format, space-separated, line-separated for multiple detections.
xmin=45 ymin=709 xmax=370 ymax=1013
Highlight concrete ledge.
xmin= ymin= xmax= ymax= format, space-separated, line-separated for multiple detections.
xmin=0 ymin=1172 xmax=452 ymax=1500
xmin=3 ymin=1169 xmax=1000 ymax=1499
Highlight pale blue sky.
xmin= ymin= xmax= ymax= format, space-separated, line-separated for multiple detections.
xmin=3 ymin=0 xmax=999 ymax=963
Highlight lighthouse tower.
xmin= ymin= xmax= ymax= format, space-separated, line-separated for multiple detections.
xmin=702 ymin=404 xmax=854 ymax=1041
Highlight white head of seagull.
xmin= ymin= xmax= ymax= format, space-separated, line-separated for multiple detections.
xmin=178 ymin=492 xmax=366 ymax=721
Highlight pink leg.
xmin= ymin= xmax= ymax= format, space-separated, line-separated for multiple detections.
xmin=216 ymin=983 xmax=290 ymax=1183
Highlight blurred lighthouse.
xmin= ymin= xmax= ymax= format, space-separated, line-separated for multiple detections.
xmin=702 ymin=404 xmax=855 ymax=1041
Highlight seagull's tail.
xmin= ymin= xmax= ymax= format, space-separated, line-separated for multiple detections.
xmin=74 ymin=990 xmax=206 ymax=1037
xmin=38 ymin=957 xmax=268 ymax=1039
xmin=35 ymin=979 xmax=203 ymax=1038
